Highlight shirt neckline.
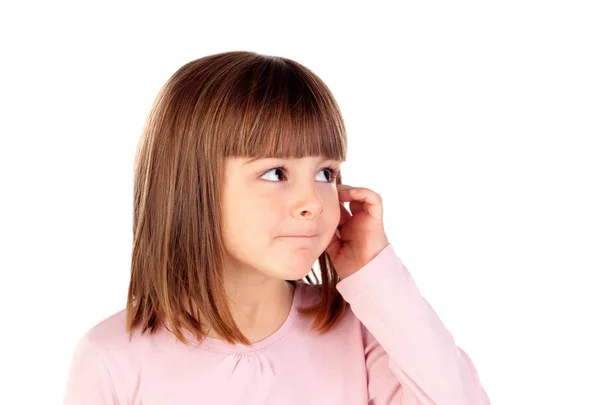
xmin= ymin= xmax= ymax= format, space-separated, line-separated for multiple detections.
xmin=179 ymin=280 xmax=305 ymax=353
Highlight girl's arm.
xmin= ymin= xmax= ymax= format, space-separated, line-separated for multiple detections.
xmin=337 ymin=243 xmax=490 ymax=405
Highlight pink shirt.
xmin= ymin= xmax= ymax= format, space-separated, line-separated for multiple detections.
xmin=63 ymin=244 xmax=490 ymax=404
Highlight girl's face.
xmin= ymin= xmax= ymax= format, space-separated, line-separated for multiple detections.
xmin=220 ymin=155 xmax=342 ymax=281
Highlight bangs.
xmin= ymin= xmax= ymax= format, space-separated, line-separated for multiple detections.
xmin=219 ymin=57 xmax=347 ymax=162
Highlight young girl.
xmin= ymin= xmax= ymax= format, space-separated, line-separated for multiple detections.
xmin=63 ymin=51 xmax=490 ymax=405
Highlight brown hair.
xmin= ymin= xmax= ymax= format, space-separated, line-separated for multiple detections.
xmin=126 ymin=51 xmax=348 ymax=346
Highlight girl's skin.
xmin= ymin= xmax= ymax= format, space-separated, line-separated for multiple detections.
xmin=209 ymin=155 xmax=389 ymax=343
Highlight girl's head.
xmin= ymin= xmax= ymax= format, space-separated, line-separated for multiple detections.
xmin=127 ymin=51 xmax=348 ymax=345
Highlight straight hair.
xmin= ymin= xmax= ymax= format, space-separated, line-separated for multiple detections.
xmin=126 ymin=51 xmax=348 ymax=346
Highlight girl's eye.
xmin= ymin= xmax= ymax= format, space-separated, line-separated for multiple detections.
xmin=260 ymin=166 xmax=340 ymax=183
xmin=316 ymin=166 xmax=341 ymax=183
xmin=261 ymin=167 xmax=286 ymax=182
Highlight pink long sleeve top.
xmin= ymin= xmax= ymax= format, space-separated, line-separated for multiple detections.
xmin=63 ymin=243 xmax=490 ymax=404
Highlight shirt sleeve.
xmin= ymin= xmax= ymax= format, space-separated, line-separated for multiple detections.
xmin=336 ymin=243 xmax=491 ymax=405
xmin=63 ymin=334 xmax=120 ymax=405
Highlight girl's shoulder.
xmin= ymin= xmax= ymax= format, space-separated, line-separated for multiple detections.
xmin=74 ymin=308 xmax=161 ymax=361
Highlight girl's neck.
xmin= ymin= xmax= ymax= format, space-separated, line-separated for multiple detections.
xmin=206 ymin=280 xmax=296 ymax=344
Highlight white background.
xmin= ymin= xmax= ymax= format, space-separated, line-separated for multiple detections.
xmin=1 ymin=1 xmax=599 ymax=404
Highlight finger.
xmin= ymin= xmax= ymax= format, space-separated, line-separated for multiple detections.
xmin=338 ymin=188 xmax=365 ymax=216
xmin=349 ymin=200 xmax=365 ymax=215
xmin=337 ymin=183 xmax=353 ymax=228
xmin=338 ymin=187 xmax=383 ymax=222
xmin=336 ymin=183 xmax=353 ymax=192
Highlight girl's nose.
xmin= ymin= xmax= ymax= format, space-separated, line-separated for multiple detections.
xmin=291 ymin=188 xmax=323 ymax=219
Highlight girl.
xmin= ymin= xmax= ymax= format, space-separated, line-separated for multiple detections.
xmin=63 ymin=51 xmax=490 ymax=405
